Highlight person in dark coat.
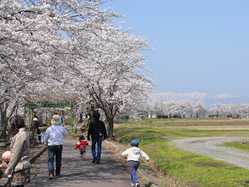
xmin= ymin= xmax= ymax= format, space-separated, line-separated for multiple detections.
xmin=87 ymin=111 xmax=107 ymax=164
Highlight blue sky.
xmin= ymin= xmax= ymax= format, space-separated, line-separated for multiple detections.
xmin=105 ymin=0 xmax=249 ymax=97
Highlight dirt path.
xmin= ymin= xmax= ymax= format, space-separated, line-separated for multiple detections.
xmin=27 ymin=138 xmax=130 ymax=187
xmin=173 ymin=137 xmax=249 ymax=169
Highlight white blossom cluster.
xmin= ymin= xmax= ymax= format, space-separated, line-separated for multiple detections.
xmin=0 ymin=0 xmax=151 ymax=136
xmin=208 ymin=104 xmax=249 ymax=118
xmin=149 ymin=101 xmax=206 ymax=118
xmin=146 ymin=101 xmax=249 ymax=119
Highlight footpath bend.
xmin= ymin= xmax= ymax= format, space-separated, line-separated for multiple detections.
xmin=27 ymin=137 xmax=130 ymax=187
xmin=173 ymin=136 xmax=249 ymax=169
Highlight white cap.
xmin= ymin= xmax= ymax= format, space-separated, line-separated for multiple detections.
xmin=33 ymin=118 xmax=38 ymax=121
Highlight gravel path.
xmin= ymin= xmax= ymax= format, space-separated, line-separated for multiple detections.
xmin=173 ymin=137 xmax=249 ymax=169
xmin=27 ymin=138 xmax=130 ymax=187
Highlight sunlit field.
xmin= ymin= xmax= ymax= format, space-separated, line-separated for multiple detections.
xmin=115 ymin=119 xmax=249 ymax=187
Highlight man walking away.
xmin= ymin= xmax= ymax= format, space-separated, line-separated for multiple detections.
xmin=44 ymin=114 xmax=68 ymax=179
xmin=31 ymin=116 xmax=41 ymax=144
xmin=87 ymin=111 xmax=107 ymax=164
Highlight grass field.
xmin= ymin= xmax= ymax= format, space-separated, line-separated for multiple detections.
xmin=115 ymin=119 xmax=249 ymax=187
xmin=224 ymin=141 xmax=249 ymax=153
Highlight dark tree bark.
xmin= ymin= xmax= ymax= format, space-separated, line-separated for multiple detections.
xmin=106 ymin=116 xmax=114 ymax=138
xmin=0 ymin=104 xmax=8 ymax=147
xmin=88 ymin=85 xmax=121 ymax=138
xmin=0 ymin=101 xmax=18 ymax=147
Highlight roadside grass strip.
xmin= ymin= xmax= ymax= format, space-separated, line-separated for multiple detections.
xmin=122 ymin=119 xmax=249 ymax=127
xmin=115 ymin=120 xmax=249 ymax=187
xmin=224 ymin=141 xmax=249 ymax=153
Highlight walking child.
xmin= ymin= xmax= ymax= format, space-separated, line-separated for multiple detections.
xmin=75 ymin=134 xmax=88 ymax=159
xmin=121 ymin=139 xmax=150 ymax=187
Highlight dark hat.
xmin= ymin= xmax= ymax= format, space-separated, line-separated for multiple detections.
xmin=10 ymin=115 xmax=25 ymax=130
xmin=130 ymin=138 xmax=140 ymax=146
xmin=79 ymin=135 xmax=85 ymax=140
xmin=93 ymin=110 xmax=100 ymax=119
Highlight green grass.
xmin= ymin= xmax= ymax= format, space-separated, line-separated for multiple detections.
xmin=224 ymin=142 xmax=249 ymax=153
xmin=120 ymin=118 xmax=249 ymax=127
xmin=115 ymin=119 xmax=249 ymax=187
xmin=115 ymin=125 xmax=249 ymax=141
xmin=65 ymin=115 xmax=75 ymax=127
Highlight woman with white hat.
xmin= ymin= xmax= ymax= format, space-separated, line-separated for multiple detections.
xmin=44 ymin=114 xmax=68 ymax=179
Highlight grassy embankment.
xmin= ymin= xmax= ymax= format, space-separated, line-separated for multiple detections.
xmin=224 ymin=142 xmax=249 ymax=153
xmin=115 ymin=119 xmax=249 ymax=187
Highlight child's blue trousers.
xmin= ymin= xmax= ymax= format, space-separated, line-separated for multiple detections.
xmin=128 ymin=161 xmax=140 ymax=184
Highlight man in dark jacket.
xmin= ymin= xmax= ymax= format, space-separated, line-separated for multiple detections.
xmin=87 ymin=111 xmax=107 ymax=164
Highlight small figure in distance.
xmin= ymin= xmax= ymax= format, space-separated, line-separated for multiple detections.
xmin=74 ymin=134 xmax=89 ymax=160
xmin=121 ymin=138 xmax=150 ymax=187
xmin=31 ymin=115 xmax=41 ymax=144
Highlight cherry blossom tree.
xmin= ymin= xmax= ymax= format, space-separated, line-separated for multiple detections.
xmin=0 ymin=0 xmax=151 ymax=141
xmin=0 ymin=0 xmax=88 ymax=141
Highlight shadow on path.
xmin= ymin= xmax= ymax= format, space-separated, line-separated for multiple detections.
xmin=27 ymin=138 xmax=130 ymax=187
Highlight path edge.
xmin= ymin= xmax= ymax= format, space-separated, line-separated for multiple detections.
xmin=29 ymin=146 xmax=47 ymax=164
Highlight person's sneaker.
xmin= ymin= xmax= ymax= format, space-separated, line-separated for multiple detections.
xmin=135 ymin=183 xmax=140 ymax=187
xmin=131 ymin=183 xmax=135 ymax=187
xmin=55 ymin=173 xmax=61 ymax=177
xmin=96 ymin=160 xmax=100 ymax=164
xmin=48 ymin=173 xmax=54 ymax=180
xmin=92 ymin=159 xmax=96 ymax=163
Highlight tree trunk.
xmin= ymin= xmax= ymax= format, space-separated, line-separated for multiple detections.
xmin=106 ymin=117 xmax=114 ymax=138
xmin=0 ymin=106 xmax=8 ymax=147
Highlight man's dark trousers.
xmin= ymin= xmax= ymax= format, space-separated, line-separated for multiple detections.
xmin=48 ymin=145 xmax=63 ymax=176
xmin=91 ymin=137 xmax=102 ymax=162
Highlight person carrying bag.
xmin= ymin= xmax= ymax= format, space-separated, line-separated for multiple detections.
xmin=4 ymin=115 xmax=31 ymax=187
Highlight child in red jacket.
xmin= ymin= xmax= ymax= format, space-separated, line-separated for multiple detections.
xmin=75 ymin=135 xmax=88 ymax=159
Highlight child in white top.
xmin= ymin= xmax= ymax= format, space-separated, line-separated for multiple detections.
xmin=121 ymin=139 xmax=150 ymax=187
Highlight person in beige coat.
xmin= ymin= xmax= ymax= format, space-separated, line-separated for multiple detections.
xmin=4 ymin=115 xmax=30 ymax=187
